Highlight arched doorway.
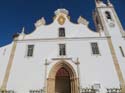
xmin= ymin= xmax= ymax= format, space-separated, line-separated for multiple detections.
xmin=55 ymin=67 xmax=71 ymax=93
xmin=47 ymin=61 xmax=79 ymax=93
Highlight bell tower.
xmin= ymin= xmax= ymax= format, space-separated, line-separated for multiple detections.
xmin=93 ymin=0 xmax=125 ymax=93
xmin=93 ymin=0 xmax=125 ymax=37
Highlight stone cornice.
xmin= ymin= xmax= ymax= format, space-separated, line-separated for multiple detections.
xmin=14 ymin=36 xmax=108 ymax=43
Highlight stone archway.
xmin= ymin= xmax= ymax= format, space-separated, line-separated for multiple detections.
xmin=47 ymin=61 xmax=79 ymax=93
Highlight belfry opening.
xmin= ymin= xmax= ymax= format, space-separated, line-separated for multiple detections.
xmin=47 ymin=61 xmax=79 ymax=93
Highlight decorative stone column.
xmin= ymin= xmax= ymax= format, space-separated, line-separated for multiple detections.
xmin=107 ymin=38 xmax=125 ymax=93
xmin=47 ymin=78 xmax=55 ymax=93
xmin=0 ymin=41 xmax=17 ymax=90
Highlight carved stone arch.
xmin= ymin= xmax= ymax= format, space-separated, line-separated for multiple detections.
xmin=48 ymin=61 xmax=77 ymax=78
xmin=47 ymin=61 xmax=79 ymax=93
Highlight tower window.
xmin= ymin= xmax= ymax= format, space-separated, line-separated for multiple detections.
xmin=105 ymin=11 xmax=112 ymax=20
xmin=27 ymin=45 xmax=34 ymax=57
xmin=91 ymin=42 xmax=100 ymax=55
xmin=59 ymin=28 xmax=65 ymax=37
xmin=119 ymin=46 xmax=125 ymax=57
xmin=59 ymin=44 xmax=66 ymax=56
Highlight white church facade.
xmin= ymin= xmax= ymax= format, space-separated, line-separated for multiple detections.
xmin=0 ymin=0 xmax=125 ymax=93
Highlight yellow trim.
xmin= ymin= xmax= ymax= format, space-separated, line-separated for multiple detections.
xmin=107 ymin=38 xmax=125 ymax=92
xmin=0 ymin=41 xmax=17 ymax=90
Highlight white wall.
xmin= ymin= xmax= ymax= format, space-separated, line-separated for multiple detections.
xmin=98 ymin=6 xmax=125 ymax=84
xmin=0 ymin=43 xmax=13 ymax=88
xmin=4 ymin=37 xmax=119 ymax=93
xmin=0 ymin=9 xmax=124 ymax=93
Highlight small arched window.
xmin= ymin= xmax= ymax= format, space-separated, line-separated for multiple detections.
xmin=105 ymin=11 xmax=112 ymax=20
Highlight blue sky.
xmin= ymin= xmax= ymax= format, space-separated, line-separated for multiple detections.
xmin=0 ymin=0 xmax=125 ymax=46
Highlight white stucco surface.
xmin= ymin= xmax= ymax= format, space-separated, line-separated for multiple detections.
xmin=0 ymin=2 xmax=125 ymax=93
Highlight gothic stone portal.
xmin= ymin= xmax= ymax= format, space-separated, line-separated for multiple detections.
xmin=47 ymin=61 xmax=79 ymax=93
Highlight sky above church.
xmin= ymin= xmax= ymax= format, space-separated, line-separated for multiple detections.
xmin=0 ymin=0 xmax=125 ymax=46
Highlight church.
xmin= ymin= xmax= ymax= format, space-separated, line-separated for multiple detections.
xmin=0 ymin=0 xmax=125 ymax=93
